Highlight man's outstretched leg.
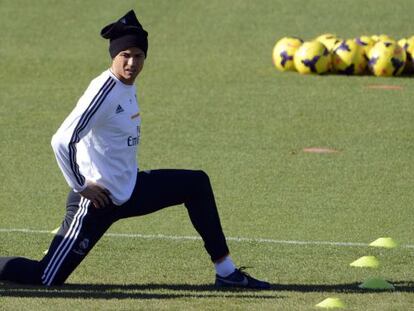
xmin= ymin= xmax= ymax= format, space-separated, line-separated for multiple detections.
xmin=1 ymin=191 xmax=116 ymax=286
xmin=117 ymin=169 xmax=270 ymax=289
xmin=0 ymin=257 xmax=42 ymax=285
xmin=39 ymin=192 xmax=115 ymax=286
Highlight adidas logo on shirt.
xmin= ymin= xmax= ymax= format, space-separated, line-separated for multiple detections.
xmin=116 ymin=105 xmax=124 ymax=114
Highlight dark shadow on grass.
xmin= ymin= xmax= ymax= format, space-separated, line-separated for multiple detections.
xmin=271 ymin=281 xmax=414 ymax=293
xmin=0 ymin=282 xmax=282 ymax=300
xmin=1 ymin=281 xmax=412 ymax=299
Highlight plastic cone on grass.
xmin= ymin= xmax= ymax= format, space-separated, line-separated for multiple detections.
xmin=359 ymin=277 xmax=395 ymax=290
xmin=315 ymin=297 xmax=346 ymax=309
xmin=369 ymin=237 xmax=398 ymax=249
xmin=350 ymin=256 xmax=379 ymax=268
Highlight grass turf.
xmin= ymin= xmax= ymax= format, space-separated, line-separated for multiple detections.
xmin=0 ymin=0 xmax=413 ymax=310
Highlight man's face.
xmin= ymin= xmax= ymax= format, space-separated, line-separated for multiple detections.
xmin=111 ymin=47 xmax=145 ymax=84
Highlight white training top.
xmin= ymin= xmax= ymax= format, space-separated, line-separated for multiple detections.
xmin=51 ymin=69 xmax=141 ymax=205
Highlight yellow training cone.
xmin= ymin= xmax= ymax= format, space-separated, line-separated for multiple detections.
xmin=369 ymin=237 xmax=398 ymax=249
xmin=359 ymin=278 xmax=395 ymax=290
xmin=350 ymin=256 xmax=379 ymax=268
xmin=315 ymin=297 xmax=346 ymax=309
xmin=50 ymin=227 xmax=60 ymax=234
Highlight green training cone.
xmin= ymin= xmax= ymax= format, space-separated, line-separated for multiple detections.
xmin=369 ymin=237 xmax=398 ymax=249
xmin=315 ymin=297 xmax=346 ymax=309
xmin=359 ymin=278 xmax=395 ymax=290
xmin=350 ymin=256 xmax=379 ymax=268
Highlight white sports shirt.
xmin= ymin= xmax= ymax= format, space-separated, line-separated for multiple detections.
xmin=51 ymin=69 xmax=141 ymax=205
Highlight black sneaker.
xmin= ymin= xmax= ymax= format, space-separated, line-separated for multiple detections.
xmin=215 ymin=267 xmax=270 ymax=289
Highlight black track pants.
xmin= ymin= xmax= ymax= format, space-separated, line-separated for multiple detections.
xmin=0 ymin=169 xmax=230 ymax=286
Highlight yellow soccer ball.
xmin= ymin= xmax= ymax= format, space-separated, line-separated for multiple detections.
xmin=315 ymin=33 xmax=341 ymax=52
xmin=398 ymin=38 xmax=408 ymax=49
xmin=398 ymin=36 xmax=414 ymax=73
xmin=355 ymin=35 xmax=376 ymax=58
xmin=372 ymin=34 xmax=395 ymax=43
xmin=332 ymin=39 xmax=367 ymax=75
xmin=378 ymin=34 xmax=395 ymax=42
xmin=371 ymin=35 xmax=379 ymax=42
xmin=272 ymin=37 xmax=303 ymax=71
xmin=368 ymin=41 xmax=406 ymax=76
xmin=294 ymin=41 xmax=331 ymax=74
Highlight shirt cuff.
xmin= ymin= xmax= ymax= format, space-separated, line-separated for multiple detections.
xmin=73 ymin=183 xmax=87 ymax=193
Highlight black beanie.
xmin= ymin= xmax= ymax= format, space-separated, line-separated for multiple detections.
xmin=100 ymin=10 xmax=148 ymax=58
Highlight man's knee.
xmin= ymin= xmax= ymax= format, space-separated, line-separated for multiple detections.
xmin=183 ymin=170 xmax=215 ymax=203
xmin=190 ymin=170 xmax=212 ymax=191
xmin=193 ymin=169 xmax=209 ymax=182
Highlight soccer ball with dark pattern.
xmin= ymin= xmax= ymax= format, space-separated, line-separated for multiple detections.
xmin=272 ymin=37 xmax=303 ymax=72
xmin=398 ymin=36 xmax=414 ymax=73
xmin=332 ymin=39 xmax=367 ymax=75
xmin=316 ymin=33 xmax=341 ymax=52
xmin=294 ymin=41 xmax=331 ymax=74
xmin=355 ymin=35 xmax=376 ymax=59
xmin=368 ymin=41 xmax=406 ymax=76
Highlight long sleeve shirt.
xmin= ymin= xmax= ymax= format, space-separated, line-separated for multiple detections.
xmin=51 ymin=69 xmax=141 ymax=205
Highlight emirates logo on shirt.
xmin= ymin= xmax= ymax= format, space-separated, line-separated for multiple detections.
xmin=127 ymin=126 xmax=141 ymax=146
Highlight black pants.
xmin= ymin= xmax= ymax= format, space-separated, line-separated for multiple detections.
xmin=0 ymin=169 xmax=229 ymax=286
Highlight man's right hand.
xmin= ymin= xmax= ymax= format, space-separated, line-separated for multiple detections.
xmin=79 ymin=182 xmax=112 ymax=209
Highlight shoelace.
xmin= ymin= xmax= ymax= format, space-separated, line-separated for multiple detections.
xmin=238 ymin=266 xmax=254 ymax=278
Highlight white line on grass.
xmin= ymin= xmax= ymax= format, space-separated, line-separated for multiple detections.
xmin=0 ymin=228 xmax=413 ymax=249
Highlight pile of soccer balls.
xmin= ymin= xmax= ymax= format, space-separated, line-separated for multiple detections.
xmin=272 ymin=34 xmax=414 ymax=76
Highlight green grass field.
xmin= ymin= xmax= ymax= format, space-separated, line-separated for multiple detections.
xmin=1 ymin=0 xmax=413 ymax=310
